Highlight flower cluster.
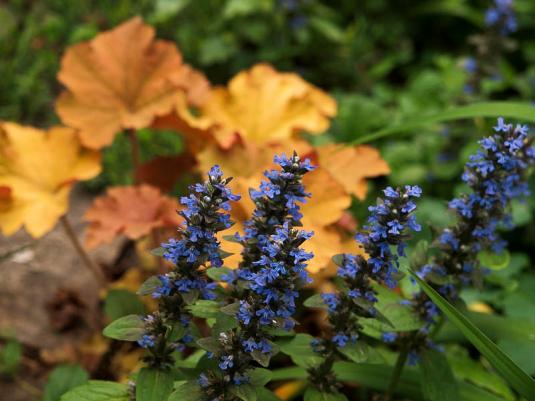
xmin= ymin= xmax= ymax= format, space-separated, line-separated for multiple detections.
xmin=309 ymin=185 xmax=421 ymax=392
xmin=409 ymin=118 xmax=535 ymax=357
xmin=136 ymin=166 xmax=240 ymax=367
xmin=485 ymin=0 xmax=517 ymax=35
xmin=197 ymin=153 xmax=314 ymax=398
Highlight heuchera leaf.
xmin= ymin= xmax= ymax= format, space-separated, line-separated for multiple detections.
xmin=317 ymin=144 xmax=390 ymax=200
xmin=135 ymin=153 xmax=197 ymax=193
xmin=201 ymin=63 xmax=337 ymax=148
xmin=84 ymin=184 xmax=181 ymax=249
xmin=56 ymin=17 xmax=210 ymax=149
xmin=0 ymin=123 xmax=101 ymax=238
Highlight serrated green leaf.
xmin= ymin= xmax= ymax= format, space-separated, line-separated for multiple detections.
xmin=419 ymin=349 xmax=459 ymax=401
xmin=60 ymin=381 xmax=129 ymax=401
xmin=103 ymin=314 xmax=144 ymax=341
xmin=137 ymin=276 xmax=162 ymax=296
xmin=104 ymin=289 xmax=146 ymax=320
xmin=136 ymin=368 xmax=174 ymax=401
xmin=43 ymin=364 xmax=89 ymax=401
xmin=412 ymin=271 xmax=535 ymax=400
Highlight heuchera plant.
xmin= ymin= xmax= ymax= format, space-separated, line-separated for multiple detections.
xmin=99 ymin=119 xmax=535 ymax=401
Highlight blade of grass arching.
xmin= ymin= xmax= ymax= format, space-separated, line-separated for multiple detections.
xmin=352 ymin=102 xmax=535 ymax=145
xmin=411 ymin=271 xmax=535 ymax=400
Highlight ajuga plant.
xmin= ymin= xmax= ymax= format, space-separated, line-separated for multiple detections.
xmin=307 ymin=185 xmax=422 ymax=395
xmin=97 ymin=132 xmax=535 ymax=401
xmin=383 ymin=118 xmax=535 ymax=393
xmin=465 ymin=0 xmax=516 ymax=94
xmin=131 ymin=165 xmax=240 ymax=368
xmin=197 ymin=153 xmax=315 ymax=400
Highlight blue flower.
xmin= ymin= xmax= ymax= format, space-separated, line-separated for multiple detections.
xmin=382 ymin=332 xmax=398 ymax=343
xmin=138 ymin=334 xmax=155 ymax=348
xmin=219 ymin=355 xmax=234 ymax=370
xmin=484 ymin=0 xmax=516 ymax=35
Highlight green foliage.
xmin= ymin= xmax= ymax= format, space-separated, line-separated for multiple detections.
xmin=103 ymin=314 xmax=145 ymax=341
xmin=419 ymin=349 xmax=459 ymax=401
xmin=0 ymin=338 xmax=22 ymax=376
xmin=43 ymin=364 xmax=89 ymax=401
xmin=104 ymin=289 xmax=147 ymax=320
xmin=136 ymin=368 xmax=175 ymax=401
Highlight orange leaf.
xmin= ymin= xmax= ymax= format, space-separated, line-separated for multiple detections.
xmin=135 ymin=153 xmax=197 ymax=193
xmin=317 ymin=144 xmax=390 ymax=200
xmin=56 ymin=17 xmax=210 ymax=149
xmin=0 ymin=123 xmax=101 ymax=237
xmin=201 ymin=63 xmax=336 ymax=147
xmin=84 ymin=184 xmax=182 ymax=249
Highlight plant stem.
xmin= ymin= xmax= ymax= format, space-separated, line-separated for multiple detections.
xmin=126 ymin=128 xmax=141 ymax=179
xmin=384 ymin=343 xmax=409 ymax=401
xmin=60 ymin=215 xmax=106 ymax=285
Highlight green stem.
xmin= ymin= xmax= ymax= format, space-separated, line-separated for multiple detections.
xmin=384 ymin=344 xmax=409 ymax=401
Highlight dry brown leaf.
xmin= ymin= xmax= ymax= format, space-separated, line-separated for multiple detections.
xmin=84 ymin=184 xmax=181 ymax=249
xmin=56 ymin=17 xmax=210 ymax=149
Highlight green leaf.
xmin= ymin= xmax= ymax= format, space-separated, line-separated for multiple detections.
xmin=182 ymin=289 xmax=200 ymax=305
xmin=303 ymin=387 xmax=348 ymax=401
xmin=104 ymin=289 xmax=146 ymax=320
xmin=220 ymin=302 xmax=240 ymax=315
xmin=411 ymin=271 xmax=535 ymax=400
xmin=331 ymin=254 xmax=345 ymax=266
xmin=223 ymin=234 xmax=242 ymax=243
xmin=175 ymin=350 xmax=206 ymax=369
xmin=196 ymin=337 xmax=221 ymax=353
xmin=103 ymin=314 xmax=145 ymax=341
xmin=150 ymin=246 xmax=166 ymax=257
xmin=338 ymin=342 xmax=369 ymax=364
xmin=137 ymin=276 xmax=162 ymax=296
xmin=278 ymin=334 xmax=322 ymax=368
xmin=257 ymin=388 xmax=283 ymax=401
xmin=303 ymin=294 xmax=327 ymax=309
xmin=419 ymin=349 xmax=459 ymax=401
xmin=0 ymin=339 xmax=22 ymax=375
xmin=231 ymin=384 xmax=257 ymax=401
xmin=168 ymin=381 xmax=202 ymax=401
xmin=60 ymin=381 xmax=129 ymax=401
xmin=206 ymin=266 xmax=234 ymax=281
xmin=248 ymin=368 xmax=273 ymax=387
xmin=251 ymin=349 xmax=271 ymax=367
xmin=136 ymin=368 xmax=174 ymax=401
xmin=187 ymin=300 xmax=220 ymax=318
xmin=477 ymin=250 xmax=510 ymax=271
xmin=43 ymin=364 xmax=89 ymax=401
xmin=353 ymin=102 xmax=535 ymax=144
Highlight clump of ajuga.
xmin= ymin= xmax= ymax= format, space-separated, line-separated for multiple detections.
xmin=406 ymin=118 xmax=535 ymax=361
xmin=308 ymin=185 xmax=422 ymax=393
xmin=196 ymin=153 xmax=315 ymax=400
xmin=464 ymin=0 xmax=517 ymax=94
xmin=136 ymin=166 xmax=240 ymax=368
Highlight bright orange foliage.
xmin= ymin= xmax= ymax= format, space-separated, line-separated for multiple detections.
xmin=201 ymin=63 xmax=337 ymax=148
xmin=0 ymin=123 xmax=101 ymax=237
xmin=56 ymin=17 xmax=210 ymax=149
xmin=84 ymin=184 xmax=181 ymax=249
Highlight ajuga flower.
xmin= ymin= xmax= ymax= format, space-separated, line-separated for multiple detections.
xmin=137 ymin=166 xmax=240 ymax=367
xmin=198 ymin=153 xmax=314 ymax=399
xmin=409 ymin=118 xmax=535 ymax=360
xmin=485 ymin=0 xmax=517 ymax=35
xmin=309 ymin=185 xmax=421 ymax=393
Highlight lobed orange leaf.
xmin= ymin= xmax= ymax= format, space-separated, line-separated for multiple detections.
xmin=84 ymin=184 xmax=182 ymax=249
xmin=317 ymin=144 xmax=390 ymax=200
xmin=201 ymin=63 xmax=337 ymax=147
xmin=134 ymin=153 xmax=197 ymax=193
xmin=0 ymin=123 xmax=101 ymax=237
xmin=56 ymin=16 xmax=210 ymax=149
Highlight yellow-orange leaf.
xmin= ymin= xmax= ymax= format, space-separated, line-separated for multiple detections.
xmin=84 ymin=184 xmax=181 ymax=249
xmin=0 ymin=123 xmax=101 ymax=237
xmin=317 ymin=144 xmax=390 ymax=200
xmin=56 ymin=16 xmax=210 ymax=149
xmin=201 ymin=63 xmax=336 ymax=147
